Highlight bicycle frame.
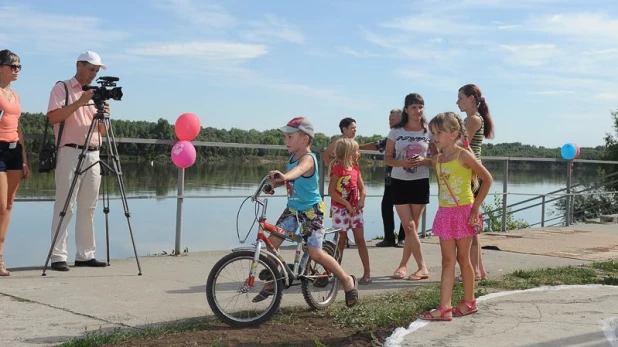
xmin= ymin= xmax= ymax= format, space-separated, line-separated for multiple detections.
xmin=232 ymin=175 xmax=339 ymax=289
xmin=232 ymin=175 xmax=308 ymax=289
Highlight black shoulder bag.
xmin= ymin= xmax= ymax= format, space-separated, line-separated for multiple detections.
xmin=38 ymin=81 xmax=67 ymax=173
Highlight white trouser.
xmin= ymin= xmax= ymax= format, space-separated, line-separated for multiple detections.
xmin=50 ymin=146 xmax=101 ymax=263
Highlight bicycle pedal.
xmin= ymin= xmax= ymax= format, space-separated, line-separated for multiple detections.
xmin=258 ymin=269 xmax=273 ymax=281
xmin=313 ymin=277 xmax=330 ymax=288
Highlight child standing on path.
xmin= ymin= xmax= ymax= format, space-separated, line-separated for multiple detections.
xmin=328 ymin=138 xmax=370 ymax=284
xmin=252 ymin=116 xmax=359 ymax=307
xmin=420 ymin=112 xmax=493 ymax=321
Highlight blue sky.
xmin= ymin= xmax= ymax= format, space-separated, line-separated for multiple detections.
xmin=2 ymin=0 xmax=617 ymax=147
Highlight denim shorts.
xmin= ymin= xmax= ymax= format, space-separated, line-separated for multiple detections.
xmin=0 ymin=142 xmax=23 ymax=172
xmin=276 ymin=201 xmax=325 ymax=249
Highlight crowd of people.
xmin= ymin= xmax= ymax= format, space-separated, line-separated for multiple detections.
xmin=0 ymin=47 xmax=496 ymax=318
xmin=319 ymin=86 xmax=495 ymax=317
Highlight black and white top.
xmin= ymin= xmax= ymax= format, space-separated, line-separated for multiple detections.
xmin=387 ymin=127 xmax=432 ymax=181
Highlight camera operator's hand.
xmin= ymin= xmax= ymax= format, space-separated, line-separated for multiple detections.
xmin=103 ymin=102 xmax=110 ymax=114
xmin=77 ymin=89 xmax=95 ymax=106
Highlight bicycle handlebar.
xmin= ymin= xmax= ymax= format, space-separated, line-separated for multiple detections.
xmin=251 ymin=173 xmax=283 ymax=201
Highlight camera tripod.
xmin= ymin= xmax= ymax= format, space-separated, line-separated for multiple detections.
xmin=42 ymin=104 xmax=142 ymax=276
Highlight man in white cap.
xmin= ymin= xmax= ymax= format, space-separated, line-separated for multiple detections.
xmin=46 ymin=51 xmax=109 ymax=271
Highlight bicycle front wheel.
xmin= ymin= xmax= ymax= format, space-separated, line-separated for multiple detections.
xmin=301 ymin=240 xmax=340 ymax=310
xmin=206 ymin=251 xmax=283 ymax=327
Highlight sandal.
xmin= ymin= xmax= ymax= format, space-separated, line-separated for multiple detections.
xmin=251 ymin=289 xmax=274 ymax=303
xmin=452 ymin=299 xmax=478 ymax=317
xmin=344 ymin=275 xmax=358 ymax=307
xmin=0 ymin=255 xmax=9 ymax=276
xmin=407 ymin=272 xmax=429 ymax=281
xmin=419 ymin=304 xmax=452 ymax=321
xmin=392 ymin=269 xmax=406 ymax=279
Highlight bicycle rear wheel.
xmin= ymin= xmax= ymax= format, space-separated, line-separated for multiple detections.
xmin=301 ymin=240 xmax=340 ymax=310
xmin=206 ymin=251 xmax=283 ymax=327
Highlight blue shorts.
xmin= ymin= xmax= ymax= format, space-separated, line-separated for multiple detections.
xmin=276 ymin=201 xmax=325 ymax=249
xmin=0 ymin=142 xmax=23 ymax=172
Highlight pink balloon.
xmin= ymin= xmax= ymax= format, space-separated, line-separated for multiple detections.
xmin=171 ymin=141 xmax=197 ymax=168
xmin=574 ymin=144 xmax=581 ymax=159
xmin=175 ymin=113 xmax=201 ymax=141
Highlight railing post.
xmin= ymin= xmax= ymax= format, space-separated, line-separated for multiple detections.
xmin=501 ymin=158 xmax=509 ymax=232
xmin=318 ymin=148 xmax=326 ymax=198
xmin=565 ymin=161 xmax=572 ymax=226
xmin=541 ymin=195 xmax=546 ymax=227
xmin=175 ymin=168 xmax=185 ymax=255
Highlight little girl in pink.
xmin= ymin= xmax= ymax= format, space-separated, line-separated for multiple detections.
xmin=420 ymin=112 xmax=493 ymax=321
xmin=328 ymin=138 xmax=370 ymax=284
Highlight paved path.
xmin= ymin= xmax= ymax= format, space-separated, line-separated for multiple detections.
xmin=0 ymin=224 xmax=616 ymax=346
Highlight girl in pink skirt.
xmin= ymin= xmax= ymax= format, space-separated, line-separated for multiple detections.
xmin=420 ymin=112 xmax=493 ymax=321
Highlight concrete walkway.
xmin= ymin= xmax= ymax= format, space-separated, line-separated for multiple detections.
xmin=0 ymin=224 xmax=616 ymax=347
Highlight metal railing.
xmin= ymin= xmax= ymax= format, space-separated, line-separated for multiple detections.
xmin=19 ymin=137 xmax=618 ymax=254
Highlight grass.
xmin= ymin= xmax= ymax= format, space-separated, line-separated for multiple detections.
xmin=57 ymin=260 xmax=618 ymax=347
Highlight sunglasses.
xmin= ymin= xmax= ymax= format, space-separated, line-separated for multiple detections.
xmin=1 ymin=64 xmax=22 ymax=72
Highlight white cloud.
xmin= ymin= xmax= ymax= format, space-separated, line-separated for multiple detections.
xmin=154 ymin=0 xmax=237 ymax=29
xmin=497 ymin=44 xmax=561 ymax=67
xmin=524 ymin=13 xmax=618 ymax=43
xmin=532 ymin=90 xmax=575 ymax=95
xmin=596 ymin=92 xmax=618 ymax=101
xmin=242 ymin=14 xmax=305 ymax=44
xmin=126 ymin=41 xmax=269 ymax=61
xmin=0 ymin=5 xmax=127 ymax=51
xmin=381 ymin=14 xmax=484 ymax=36
xmin=396 ymin=68 xmax=461 ymax=92
xmin=337 ymin=46 xmax=380 ymax=58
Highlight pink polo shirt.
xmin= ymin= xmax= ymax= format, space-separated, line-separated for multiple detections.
xmin=0 ymin=89 xmax=21 ymax=143
xmin=47 ymin=78 xmax=101 ymax=147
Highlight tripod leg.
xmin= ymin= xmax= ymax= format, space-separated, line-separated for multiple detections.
xmin=102 ymin=118 xmax=142 ymax=275
xmin=101 ymin=160 xmax=111 ymax=266
xmin=42 ymin=120 xmax=100 ymax=276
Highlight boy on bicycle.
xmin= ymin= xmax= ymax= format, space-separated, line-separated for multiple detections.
xmin=252 ymin=116 xmax=359 ymax=307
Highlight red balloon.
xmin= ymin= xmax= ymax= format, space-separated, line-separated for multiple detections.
xmin=574 ymin=144 xmax=581 ymax=159
xmin=175 ymin=113 xmax=201 ymax=141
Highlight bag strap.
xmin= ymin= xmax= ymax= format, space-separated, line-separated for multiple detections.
xmin=438 ymin=154 xmax=461 ymax=207
xmin=42 ymin=81 xmax=67 ymax=148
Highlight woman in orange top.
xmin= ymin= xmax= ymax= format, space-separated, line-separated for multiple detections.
xmin=0 ymin=49 xmax=30 ymax=276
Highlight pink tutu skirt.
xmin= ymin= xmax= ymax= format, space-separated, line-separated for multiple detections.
xmin=432 ymin=204 xmax=481 ymax=241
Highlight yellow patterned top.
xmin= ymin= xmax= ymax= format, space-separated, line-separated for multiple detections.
xmin=436 ymin=151 xmax=474 ymax=207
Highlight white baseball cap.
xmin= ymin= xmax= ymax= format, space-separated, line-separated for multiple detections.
xmin=76 ymin=51 xmax=107 ymax=70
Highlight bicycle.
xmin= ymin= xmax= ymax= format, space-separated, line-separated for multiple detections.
xmin=206 ymin=174 xmax=342 ymax=327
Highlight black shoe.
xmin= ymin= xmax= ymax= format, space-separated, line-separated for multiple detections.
xmin=74 ymin=259 xmax=107 ymax=267
xmin=375 ymin=240 xmax=396 ymax=247
xmin=51 ymin=261 xmax=70 ymax=272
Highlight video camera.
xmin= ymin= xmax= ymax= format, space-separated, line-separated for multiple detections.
xmin=82 ymin=76 xmax=123 ymax=109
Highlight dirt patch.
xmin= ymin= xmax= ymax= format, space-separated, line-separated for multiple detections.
xmin=101 ymin=312 xmax=391 ymax=347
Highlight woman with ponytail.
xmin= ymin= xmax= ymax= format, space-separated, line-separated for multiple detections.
xmin=456 ymin=84 xmax=495 ymax=280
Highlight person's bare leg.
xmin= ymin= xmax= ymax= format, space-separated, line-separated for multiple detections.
xmin=352 ymin=227 xmax=370 ymax=282
xmin=336 ymin=230 xmax=347 ymax=262
xmin=456 ymin=237 xmax=475 ymax=302
xmin=393 ymin=204 xmax=414 ymax=276
xmin=425 ymin=239 xmax=455 ymax=319
xmin=471 ymin=235 xmax=486 ymax=279
xmin=408 ymin=204 xmax=428 ymax=278
xmin=307 ymin=246 xmax=355 ymax=292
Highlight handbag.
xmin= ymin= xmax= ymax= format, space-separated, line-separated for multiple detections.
xmin=38 ymin=81 xmax=67 ymax=173
xmin=438 ymin=154 xmax=483 ymax=233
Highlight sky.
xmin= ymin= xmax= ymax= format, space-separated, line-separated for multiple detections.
xmin=1 ymin=0 xmax=617 ymax=148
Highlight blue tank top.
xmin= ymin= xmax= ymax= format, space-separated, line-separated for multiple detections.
xmin=285 ymin=153 xmax=322 ymax=211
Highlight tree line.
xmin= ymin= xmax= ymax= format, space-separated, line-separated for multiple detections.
xmin=19 ymin=112 xmax=607 ymax=162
